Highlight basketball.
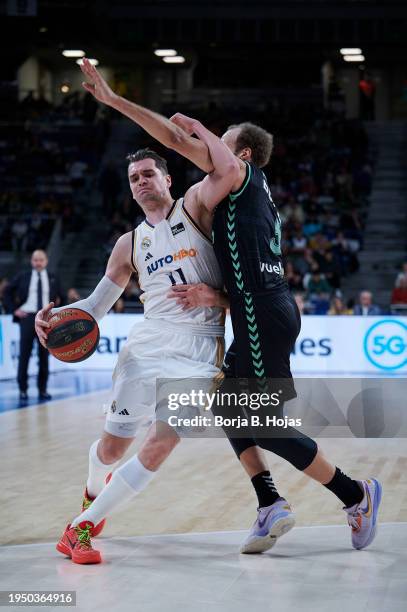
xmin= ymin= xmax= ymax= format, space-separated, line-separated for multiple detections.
xmin=46 ymin=308 xmax=100 ymax=363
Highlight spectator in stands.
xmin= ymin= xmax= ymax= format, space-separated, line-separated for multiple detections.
xmin=395 ymin=262 xmax=407 ymax=288
xmin=391 ymin=277 xmax=407 ymax=305
xmin=306 ymin=268 xmax=332 ymax=300
xmin=328 ymin=295 xmax=353 ymax=315
xmin=318 ymin=249 xmax=342 ymax=289
xmin=359 ymin=73 xmax=376 ymax=121
xmin=353 ymin=291 xmax=381 ymax=316
xmin=3 ymin=249 xmax=63 ymax=401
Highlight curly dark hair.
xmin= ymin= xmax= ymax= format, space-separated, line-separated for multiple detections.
xmin=227 ymin=122 xmax=273 ymax=168
xmin=126 ymin=148 xmax=169 ymax=175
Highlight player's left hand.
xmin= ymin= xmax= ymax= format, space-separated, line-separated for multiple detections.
xmin=80 ymin=57 xmax=116 ymax=106
xmin=167 ymin=283 xmax=218 ymax=309
xmin=169 ymin=113 xmax=200 ymax=136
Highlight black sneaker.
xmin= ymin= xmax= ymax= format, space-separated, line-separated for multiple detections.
xmin=39 ymin=392 xmax=52 ymax=400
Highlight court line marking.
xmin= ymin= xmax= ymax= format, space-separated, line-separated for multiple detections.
xmin=1 ymin=522 xmax=405 ymax=549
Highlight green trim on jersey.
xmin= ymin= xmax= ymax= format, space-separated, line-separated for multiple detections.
xmin=226 ymin=195 xmax=267 ymax=389
xmin=229 ymin=162 xmax=252 ymax=201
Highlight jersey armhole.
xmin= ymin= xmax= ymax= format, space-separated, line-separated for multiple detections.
xmin=130 ymin=229 xmax=139 ymax=274
xmin=181 ymin=201 xmax=213 ymax=244
xmin=229 ymin=162 xmax=251 ymax=202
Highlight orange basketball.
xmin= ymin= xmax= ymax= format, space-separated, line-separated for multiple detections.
xmin=46 ymin=308 xmax=100 ymax=363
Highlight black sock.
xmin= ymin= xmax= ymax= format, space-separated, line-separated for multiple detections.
xmin=251 ymin=470 xmax=280 ymax=508
xmin=324 ymin=467 xmax=364 ymax=508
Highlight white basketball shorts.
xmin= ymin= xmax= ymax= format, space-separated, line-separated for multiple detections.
xmin=104 ymin=318 xmax=224 ymax=437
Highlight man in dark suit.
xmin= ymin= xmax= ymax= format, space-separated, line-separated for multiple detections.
xmin=353 ymin=290 xmax=382 ymax=316
xmin=4 ymin=249 xmax=62 ymax=401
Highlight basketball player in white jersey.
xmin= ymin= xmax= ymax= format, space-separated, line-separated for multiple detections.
xmin=35 ymin=122 xmax=240 ymax=563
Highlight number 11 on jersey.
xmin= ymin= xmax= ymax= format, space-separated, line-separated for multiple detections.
xmin=167 ymin=267 xmax=187 ymax=286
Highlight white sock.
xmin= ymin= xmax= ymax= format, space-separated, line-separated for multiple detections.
xmin=86 ymin=439 xmax=120 ymax=498
xmin=71 ymin=455 xmax=156 ymax=528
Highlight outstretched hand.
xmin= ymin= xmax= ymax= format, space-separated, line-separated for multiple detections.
xmin=35 ymin=302 xmax=54 ymax=348
xmin=80 ymin=57 xmax=116 ymax=106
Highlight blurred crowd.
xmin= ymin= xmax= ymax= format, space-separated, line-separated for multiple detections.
xmin=1 ymin=94 xmax=405 ymax=315
xmin=0 ymin=90 xmax=110 ymax=253
xmin=98 ymin=103 xmax=404 ymax=314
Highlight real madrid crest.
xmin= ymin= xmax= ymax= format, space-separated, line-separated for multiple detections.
xmin=110 ymin=400 xmax=117 ymax=413
xmin=141 ymin=237 xmax=152 ymax=250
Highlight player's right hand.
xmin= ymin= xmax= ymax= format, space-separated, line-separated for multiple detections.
xmin=35 ymin=302 xmax=54 ymax=348
xmin=80 ymin=57 xmax=116 ymax=106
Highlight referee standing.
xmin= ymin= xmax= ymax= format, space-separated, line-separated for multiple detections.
xmin=4 ymin=249 xmax=62 ymax=401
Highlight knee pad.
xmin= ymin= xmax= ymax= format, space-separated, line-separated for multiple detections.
xmin=256 ymin=435 xmax=318 ymax=471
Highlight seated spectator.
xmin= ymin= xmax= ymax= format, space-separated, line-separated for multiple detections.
xmin=285 ymin=261 xmax=304 ymax=291
xmin=391 ymin=278 xmax=407 ymax=305
xmin=328 ymin=296 xmax=353 ymax=315
xmin=332 ymin=231 xmax=359 ymax=275
xmin=306 ymin=269 xmax=332 ymax=300
xmin=303 ymin=214 xmax=322 ymax=237
xmin=395 ymin=262 xmax=407 ymax=288
xmin=290 ymin=227 xmax=307 ymax=254
xmin=353 ymin=291 xmax=381 ymax=316
xmin=293 ymin=292 xmax=308 ymax=315
xmin=319 ymin=249 xmax=341 ymax=289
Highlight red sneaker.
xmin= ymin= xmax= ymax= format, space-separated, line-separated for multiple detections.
xmin=82 ymin=472 xmax=112 ymax=537
xmin=56 ymin=521 xmax=101 ymax=564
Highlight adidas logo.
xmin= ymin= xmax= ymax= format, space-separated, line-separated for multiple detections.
xmin=144 ymin=252 xmax=153 ymax=261
xmin=118 ymin=409 xmax=130 ymax=415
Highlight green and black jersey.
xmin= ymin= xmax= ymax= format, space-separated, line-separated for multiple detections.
xmin=212 ymin=162 xmax=287 ymax=297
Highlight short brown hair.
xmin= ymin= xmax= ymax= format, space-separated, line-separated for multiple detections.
xmin=126 ymin=148 xmax=169 ymax=175
xmin=228 ymin=122 xmax=273 ymax=168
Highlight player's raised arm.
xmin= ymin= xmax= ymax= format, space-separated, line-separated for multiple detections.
xmin=80 ymin=58 xmax=213 ymax=173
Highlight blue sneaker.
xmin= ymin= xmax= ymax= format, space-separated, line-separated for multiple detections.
xmin=344 ymin=478 xmax=382 ymax=550
xmin=240 ymin=498 xmax=295 ymax=554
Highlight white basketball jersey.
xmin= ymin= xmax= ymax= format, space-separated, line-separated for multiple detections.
xmin=132 ymin=198 xmax=224 ymax=326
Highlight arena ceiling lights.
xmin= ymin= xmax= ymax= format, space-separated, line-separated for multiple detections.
xmin=62 ymin=50 xmax=85 ymax=58
xmin=76 ymin=58 xmax=99 ymax=66
xmin=343 ymin=54 xmax=365 ymax=62
xmin=340 ymin=48 xmax=362 ymax=55
xmin=340 ymin=48 xmax=365 ymax=62
xmin=154 ymin=49 xmax=177 ymax=57
xmin=163 ymin=56 xmax=185 ymax=64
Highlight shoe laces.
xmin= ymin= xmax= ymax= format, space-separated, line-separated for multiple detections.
xmin=75 ymin=523 xmax=92 ymax=548
xmin=346 ymin=508 xmax=362 ymax=531
xmin=82 ymin=496 xmax=93 ymax=510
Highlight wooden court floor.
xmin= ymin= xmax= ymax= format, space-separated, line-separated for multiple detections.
xmin=1 ymin=389 xmax=406 ymax=546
